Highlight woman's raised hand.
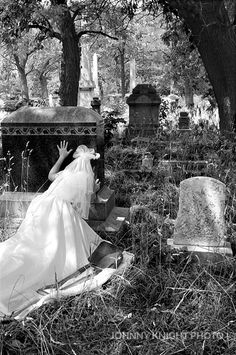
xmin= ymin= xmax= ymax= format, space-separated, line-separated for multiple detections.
xmin=57 ymin=141 xmax=73 ymax=160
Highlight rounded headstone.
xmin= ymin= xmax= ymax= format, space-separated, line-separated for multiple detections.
xmin=173 ymin=177 xmax=230 ymax=250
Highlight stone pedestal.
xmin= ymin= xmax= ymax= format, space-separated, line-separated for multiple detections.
xmin=1 ymin=106 xmax=104 ymax=192
xmin=168 ymin=177 xmax=232 ymax=257
xmin=126 ymin=84 xmax=161 ymax=137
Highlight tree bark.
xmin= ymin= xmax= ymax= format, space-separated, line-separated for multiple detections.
xmin=119 ymin=44 xmax=126 ymax=98
xmin=38 ymin=59 xmax=50 ymax=100
xmin=13 ymin=54 xmax=29 ymax=100
xmin=39 ymin=74 xmax=48 ymax=100
xmin=173 ymin=0 xmax=236 ymax=132
xmin=53 ymin=1 xmax=80 ymax=106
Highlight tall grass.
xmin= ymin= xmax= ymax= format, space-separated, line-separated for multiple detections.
xmin=1 ymin=127 xmax=236 ymax=354
xmin=0 ymin=143 xmax=36 ymax=243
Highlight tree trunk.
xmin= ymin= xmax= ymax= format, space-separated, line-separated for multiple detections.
xmin=120 ymin=46 xmax=126 ymax=98
xmin=18 ymin=69 xmax=29 ymax=100
xmin=54 ymin=2 xmax=80 ymax=106
xmin=173 ymin=0 xmax=236 ymax=132
xmin=39 ymin=74 xmax=48 ymax=100
xmin=13 ymin=54 xmax=29 ymax=100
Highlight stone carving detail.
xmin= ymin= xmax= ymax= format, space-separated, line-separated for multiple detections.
xmin=1 ymin=126 xmax=96 ymax=136
xmin=1 ymin=106 xmax=104 ymax=192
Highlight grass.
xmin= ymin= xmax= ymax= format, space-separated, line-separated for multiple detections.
xmin=2 ymin=128 xmax=236 ymax=354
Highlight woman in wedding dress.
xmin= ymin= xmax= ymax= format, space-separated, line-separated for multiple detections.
xmin=0 ymin=141 xmax=104 ymax=318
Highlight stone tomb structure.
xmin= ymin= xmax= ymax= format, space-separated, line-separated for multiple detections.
xmin=1 ymin=106 xmax=104 ymax=192
xmin=167 ymin=176 xmax=232 ymax=259
xmin=0 ymin=106 xmax=129 ymax=233
xmin=126 ymin=84 xmax=161 ymax=137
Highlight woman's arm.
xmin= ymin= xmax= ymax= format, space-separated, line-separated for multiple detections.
xmin=48 ymin=141 xmax=72 ymax=181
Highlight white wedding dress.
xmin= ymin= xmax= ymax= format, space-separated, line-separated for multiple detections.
xmin=0 ymin=168 xmax=103 ymax=318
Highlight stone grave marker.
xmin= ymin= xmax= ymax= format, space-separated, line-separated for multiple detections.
xmin=168 ymin=176 xmax=232 ymax=258
xmin=1 ymin=106 xmax=104 ymax=192
xmin=126 ymin=84 xmax=161 ymax=137
xmin=178 ymin=111 xmax=190 ymax=130
xmin=78 ymin=45 xmax=100 ymax=108
xmin=0 ymin=106 xmax=129 ymax=234
xmin=129 ymin=58 xmax=136 ymax=93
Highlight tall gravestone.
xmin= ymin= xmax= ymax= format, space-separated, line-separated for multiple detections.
xmin=78 ymin=45 xmax=100 ymax=108
xmin=1 ymin=106 xmax=104 ymax=192
xmin=126 ymin=84 xmax=161 ymax=137
xmin=129 ymin=59 xmax=136 ymax=93
xmin=92 ymin=53 xmax=100 ymax=97
xmin=168 ymin=176 xmax=233 ymax=258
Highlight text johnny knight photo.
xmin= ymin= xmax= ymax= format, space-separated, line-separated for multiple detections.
xmin=110 ymin=331 xmax=232 ymax=341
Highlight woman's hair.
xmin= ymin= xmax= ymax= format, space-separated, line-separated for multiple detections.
xmin=72 ymin=145 xmax=100 ymax=160
xmin=63 ymin=145 xmax=100 ymax=176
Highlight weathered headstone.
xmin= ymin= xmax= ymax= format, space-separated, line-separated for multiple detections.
xmin=1 ymin=106 xmax=104 ymax=192
xmin=129 ymin=58 xmax=136 ymax=93
xmin=126 ymin=84 xmax=161 ymax=137
xmin=93 ymin=53 xmax=100 ymax=97
xmin=168 ymin=176 xmax=232 ymax=257
xmin=0 ymin=106 xmax=130 ymax=234
xmin=178 ymin=111 xmax=190 ymax=130
xmin=78 ymin=45 xmax=96 ymax=108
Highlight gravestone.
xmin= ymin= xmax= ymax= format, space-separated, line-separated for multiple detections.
xmin=0 ymin=106 xmax=130 ymax=234
xmin=126 ymin=84 xmax=161 ymax=137
xmin=129 ymin=58 xmax=136 ymax=93
xmin=91 ymin=97 xmax=101 ymax=114
xmin=178 ymin=111 xmax=190 ymax=130
xmin=78 ymin=46 xmax=100 ymax=108
xmin=92 ymin=53 xmax=100 ymax=97
xmin=167 ymin=176 xmax=232 ymax=258
xmin=1 ymin=106 xmax=104 ymax=192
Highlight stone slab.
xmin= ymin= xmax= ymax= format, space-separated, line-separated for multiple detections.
xmin=0 ymin=192 xmax=41 ymax=218
xmin=1 ymin=106 xmax=103 ymax=125
xmin=0 ymin=206 xmax=130 ymax=241
xmin=0 ymin=186 xmax=115 ymax=221
xmin=167 ymin=238 xmax=233 ymax=256
xmin=89 ymin=185 xmax=115 ymax=220
xmin=88 ymin=206 xmax=130 ymax=233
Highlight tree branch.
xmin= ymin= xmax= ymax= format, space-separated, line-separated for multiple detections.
xmin=71 ymin=7 xmax=83 ymax=21
xmin=77 ymin=30 xmax=118 ymax=41
xmin=27 ymin=23 xmax=61 ymax=41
